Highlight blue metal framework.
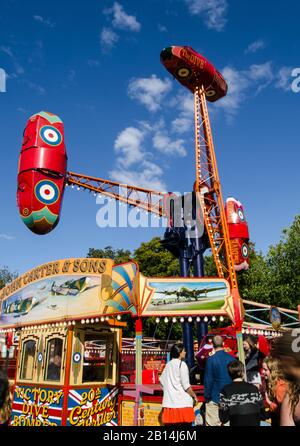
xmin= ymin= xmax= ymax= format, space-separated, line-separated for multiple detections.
xmin=243 ymin=300 xmax=300 ymax=330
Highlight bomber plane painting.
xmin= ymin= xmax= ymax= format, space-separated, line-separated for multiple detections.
xmin=51 ymin=277 xmax=92 ymax=296
xmin=146 ymin=280 xmax=230 ymax=313
xmin=0 ymin=275 xmax=101 ymax=326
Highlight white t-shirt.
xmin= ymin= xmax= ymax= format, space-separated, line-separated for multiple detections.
xmin=159 ymin=358 xmax=193 ymax=408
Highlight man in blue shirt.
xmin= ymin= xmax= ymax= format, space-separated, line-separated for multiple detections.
xmin=204 ymin=335 xmax=234 ymax=426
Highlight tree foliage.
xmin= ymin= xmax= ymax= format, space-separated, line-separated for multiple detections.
xmin=0 ymin=266 xmax=17 ymax=290
xmin=264 ymin=216 xmax=300 ymax=309
xmin=236 ymin=243 xmax=271 ymax=302
xmin=133 ymin=237 xmax=180 ymax=277
xmin=86 ymin=215 xmax=300 ymax=338
xmin=87 ymin=246 xmax=131 ymax=265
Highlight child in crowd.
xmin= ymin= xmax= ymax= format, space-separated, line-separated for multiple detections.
xmin=219 ymin=360 xmax=266 ymax=426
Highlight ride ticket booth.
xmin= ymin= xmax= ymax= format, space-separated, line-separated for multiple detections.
xmin=0 ymin=257 xmax=241 ymax=426
xmin=12 ymin=320 xmax=122 ymax=426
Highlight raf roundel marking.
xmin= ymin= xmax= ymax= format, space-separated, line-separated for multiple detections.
xmin=73 ymin=352 xmax=81 ymax=363
xmin=237 ymin=208 xmax=245 ymax=222
xmin=39 ymin=125 xmax=62 ymax=146
xmin=35 ymin=180 xmax=60 ymax=205
xmin=242 ymin=244 xmax=249 ymax=258
xmin=176 ymin=67 xmax=192 ymax=78
xmin=206 ymin=90 xmax=216 ymax=97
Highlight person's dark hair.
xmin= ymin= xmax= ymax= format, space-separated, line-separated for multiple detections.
xmin=271 ymin=332 xmax=300 ymax=417
xmin=243 ymin=335 xmax=258 ymax=351
xmin=227 ymin=360 xmax=245 ymax=380
xmin=0 ymin=370 xmax=9 ymax=409
xmin=170 ymin=343 xmax=185 ymax=359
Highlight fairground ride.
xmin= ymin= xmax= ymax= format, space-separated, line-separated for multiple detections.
xmin=17 ymin=46 xmax=250 ymax=369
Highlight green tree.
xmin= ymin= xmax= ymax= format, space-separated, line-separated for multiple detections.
xmin=0 ymin=266 xmax=17 ymax=290
xmin=86 ymin=216 xmax=300 ymax=337
xmin=86 ymin=246 xmax=134 ymax=336
xmin=236 ymin=243 xmax=271 ymax=302
xmin=133 ymin=237 xmax=180 ymax=277
xmin=264 ymin=215 xmax=300 ymax=309
xmin=133 ymin=237 xmax=182 ymax=339
xmin=203 ymin=254 xmax=218 ymax=276
xmin=87 ymin=246 xmax=131 ymax=264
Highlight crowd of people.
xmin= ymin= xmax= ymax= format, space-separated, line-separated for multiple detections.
xmin=159 ymin=332 xmax=300 ymax=427
xmin=1 ymin=331 xmax=300 ymax=427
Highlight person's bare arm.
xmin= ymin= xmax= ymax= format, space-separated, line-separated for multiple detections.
xmin=280 ymin=393 xmax=295 ymax=426
xmin=185 ymin=386 xmax=198 ymax=402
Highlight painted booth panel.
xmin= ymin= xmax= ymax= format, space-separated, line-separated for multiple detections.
xmin=66 ymin=387 xmax=118 ymax=426
xmin=11 ymin=385 xmax=64 ymax=426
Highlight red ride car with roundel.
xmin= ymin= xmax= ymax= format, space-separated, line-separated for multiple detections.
xmin=225 ymin=197 xmax=250 ymax=271
xmin=17 ymin=111 xmax=67 ymax=235
xmin=160 ymin=45 xmax=228 ymax=101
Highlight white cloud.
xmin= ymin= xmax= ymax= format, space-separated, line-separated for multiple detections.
xmin=184 ymin=0 xmax=228 ymax=31
xmin=100 ymin=27 xmax=119 ymax=52
xmin=110 ymin=160 xmax=166 ymax=191
xmin=245 ymin=39 xmax=266 ymax=54
xmin=214 ymin=63 xmax=274 ymax=119
xmin=169 ymin=91 xmax=194 ymax=134
xmin=111 ymin=123 xmax=166 ymax=190
xmin=152 ymin=131 xmax=187 ymax=157
xmin=0 ymin=234 xmax=15 ymax=241
xmin=179 ymin=94 xmax=195 ymax=116
xmin=33 ymin=15 xmax=55 ymax=28
xmin=104 ymin=2 xmax=141 ymax=32
xmin=215 ymin=66 xmax=249 ymax=117
xmin=248 ymin=62 xmax=274 ymax=93
xmin=275 ymin=67 xmax=293 ymax=92
xmin=0 ymin=46 xmax=24 ymax=75
xmin=110 ymin=119 xmax=188 ymax=191
xmin=26 ymin=81 xmax=46 ymax=95
xmin=128 ymin=75 xmax=172 ymax=112
xmin=114 ymin=127 xmax=146 ymax=168
xmin=208 ymin=62 xmax=295 ymax=120
xmin=247 ymin=62 xmax=273 ymax=82
xmin=171 ymin=117 xmax=191 ymax=134
xmin=0 ymin=46 xmax=48 ymax=94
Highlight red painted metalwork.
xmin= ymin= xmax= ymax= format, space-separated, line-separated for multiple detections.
xmin=160 ymin=46 xmax=228 ymax=101
xmin=17 ymin=111 xmax=67 ymax=235
xmin=225 ymin=197 xmax=250 ymax=271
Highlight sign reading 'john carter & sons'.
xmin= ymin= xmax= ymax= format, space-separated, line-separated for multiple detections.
xmin=0 ymin=258 xmax=114 ymax=328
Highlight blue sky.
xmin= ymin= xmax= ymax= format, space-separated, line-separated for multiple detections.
xmin=0 ymin=0 xmax=299 ymax=275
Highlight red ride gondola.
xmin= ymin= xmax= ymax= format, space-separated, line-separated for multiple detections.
xmin=225 ymin=197 xmax=250 ymax=271
xmin=160 ymin=46 xmax=228 ymax=101
xmin=17 ymin=111 xmax=67 ymax=235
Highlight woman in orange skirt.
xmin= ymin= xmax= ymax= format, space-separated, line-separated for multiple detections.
xmin=159 ymin=343 xmax=198 ymax=426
